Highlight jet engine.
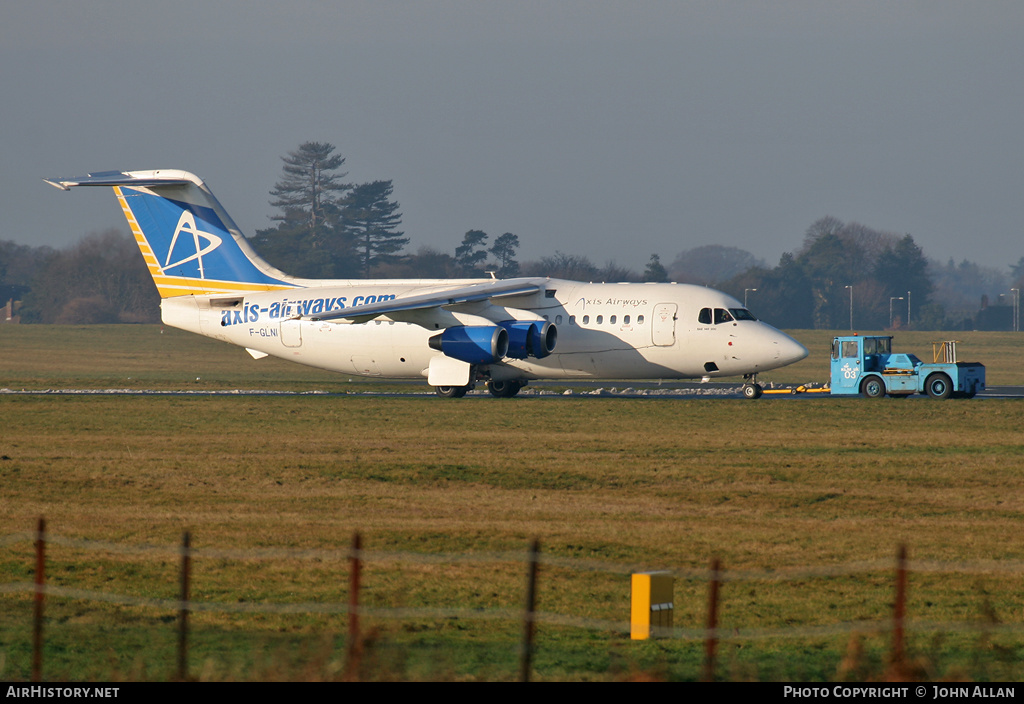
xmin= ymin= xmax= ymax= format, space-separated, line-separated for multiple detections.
xmin=498 ymin=320 xmax=557 ymax=359
xmin=428 ymin=326 xmax=509 ymax=365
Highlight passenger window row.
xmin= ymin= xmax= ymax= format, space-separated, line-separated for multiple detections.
xmin=550 ymin=314 xmax=646 ymax=326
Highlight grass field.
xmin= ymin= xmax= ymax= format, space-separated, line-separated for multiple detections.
xmin=1 ymin=325 xmax=1023 ymax=681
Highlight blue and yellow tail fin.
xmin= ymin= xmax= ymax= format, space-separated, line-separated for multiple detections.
xmin=46 ymin=170 xmax=297 ymax=298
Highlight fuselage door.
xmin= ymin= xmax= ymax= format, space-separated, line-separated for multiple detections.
xmin=652 ymin=303 xmax=677 ymax=346
xmin=280 ymin=319 xmax=302 ymax=348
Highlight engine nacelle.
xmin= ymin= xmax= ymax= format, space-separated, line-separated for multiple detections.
xmin=498 ymin=320 xmax=557 ymax=359
xmin=428 ymin=326 xmax=509 ymax=365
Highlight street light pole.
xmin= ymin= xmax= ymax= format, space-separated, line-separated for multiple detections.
xmin=890 ymin=297 xmax=904 ymax=329
xmin=744 ymin=288 xmax=757 ymax=308
xmin=1012 ymin=288 xmax=1020 ymax=332
xmin=845 ymin=285 xmax=853 ymax=330
xmin=907 ymin=291 xmax=911 ymax=327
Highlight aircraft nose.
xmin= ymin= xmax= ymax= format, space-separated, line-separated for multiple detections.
xmin=774 ymin=332 xmax=809 ymax=365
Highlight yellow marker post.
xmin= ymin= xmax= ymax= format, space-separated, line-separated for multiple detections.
xmin=631 ymin=571 xmax=674 ymax=640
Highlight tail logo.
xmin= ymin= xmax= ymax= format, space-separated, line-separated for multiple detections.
xmin=164 ymin=210 xmax=223 ymax=279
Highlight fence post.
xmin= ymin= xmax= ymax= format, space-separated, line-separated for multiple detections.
xmin=32 ymin=517 xmax=45 ymax=682
xmin=702 ymin=557 xmax=721 ymax=683
xmin=346 ymin=531 xmax=362 ymax=681
xmin=520 ymin=538 xmax=540 ymax=683
xmin=892 ymin=544 xmax=907 ymax=667
xmin=178 ymin=531 xmax=191 ymax=681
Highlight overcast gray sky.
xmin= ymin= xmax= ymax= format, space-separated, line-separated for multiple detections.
xmin=4 ymin=1 xmax=1022 ymax=271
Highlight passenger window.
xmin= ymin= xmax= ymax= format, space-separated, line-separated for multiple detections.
xmin=556 ymin=315 xmax=563 ymax=324
xmin=638 ymin=315 xmax=645 ymax=324
xmin=583 ymin=315 xmax=590 ymax=324
xmin=610 ymin=315 xmax=616 ymax=324
xmin=569 ymin=315 xmax=576 ymax=325
xmin=624 ymin=315 xmax=630 ymax=324
xmin=597 ymin=315 xmax=604 ymax=324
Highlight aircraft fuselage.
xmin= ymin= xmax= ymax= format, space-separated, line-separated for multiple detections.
xmin=162 ymin=278 xmax=806 ymax=382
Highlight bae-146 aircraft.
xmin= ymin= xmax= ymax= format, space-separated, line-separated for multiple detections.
xmin=46 ymin=170 xmax=807 ymax=398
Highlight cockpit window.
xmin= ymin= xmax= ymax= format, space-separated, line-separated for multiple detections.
xmin=864 ymin=337 xmax=890 ymax=355
xmin=698 ymin=308 xmax=712 ymax=324
xmin=728 ymin=308 xmax=757 ymax=321
xmin=714 ymin=308 xmax=734 ymax=324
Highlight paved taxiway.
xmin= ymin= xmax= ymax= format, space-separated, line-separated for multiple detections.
xmin=2 ymin=383 xmax=1021 ymax=399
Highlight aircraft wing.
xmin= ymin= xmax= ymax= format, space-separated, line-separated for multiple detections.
xmin=302 ymin=278 xmax=546 ymax=323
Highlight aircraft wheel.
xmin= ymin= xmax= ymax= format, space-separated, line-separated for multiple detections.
xmin=435 ymin=385 xmax=470 ymax=398
xmin=742 ymin=383 xmax=763 ymax=400
xmin=861 ymin=377 xmax=885 ymax=399
xmin=487 ymin=380 xmax=523 ymax=398
xmin=925 ymin=373 xmax=952 ymax=400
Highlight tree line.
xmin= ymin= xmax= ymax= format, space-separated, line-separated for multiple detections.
xmin=2 ymin=141 xmax=1021 ymax=329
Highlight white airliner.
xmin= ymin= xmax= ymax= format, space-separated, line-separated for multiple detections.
xmin=46 ymin=170 xmax=807 ymax=398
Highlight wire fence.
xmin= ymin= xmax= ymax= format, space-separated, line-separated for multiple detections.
xmin=3 ymin=518 xmax=1023 ymax=681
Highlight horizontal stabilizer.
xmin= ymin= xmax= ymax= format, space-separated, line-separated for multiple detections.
xmin=44 ymin=170 xmax=199 ymax=191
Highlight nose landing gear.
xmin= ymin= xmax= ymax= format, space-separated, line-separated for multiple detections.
xmin=742 ymin=373 xmax=763 ymax=400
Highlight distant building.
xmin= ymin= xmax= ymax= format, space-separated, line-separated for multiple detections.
xmin=974 ymin=300 xmax=1013 ymax=331
xmin=3 ymin=298 xmax=21 ymax=324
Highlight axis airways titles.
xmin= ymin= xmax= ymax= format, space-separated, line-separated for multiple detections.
xmin=221 ymin=293 xmax=397 ymax=326
xmin=577 ymin=297 xmax=649 ymax=309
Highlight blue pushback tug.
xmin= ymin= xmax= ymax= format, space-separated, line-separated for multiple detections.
xmin=829 ymin=335 xmax=985 ymax=399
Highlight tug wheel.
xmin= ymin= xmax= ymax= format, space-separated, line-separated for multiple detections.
xmin=861 ymin=377 xmax=885 ymax=399
xmin=925 ymin=373 xmax=952 ymax=400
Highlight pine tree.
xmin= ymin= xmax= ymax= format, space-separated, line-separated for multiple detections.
xmin=489 ymin=232 xmax=520 ymax=278
xmin=454 ymin=230 xmax=489 ymax=277
xmin=269 ymin=141 xmax=350 ymax=241
xmin=251 ymin=141 xmax=357 ymax=277
xmin=342 ymin=180 xmax=407 ymax=277
xmin=874 ymin=234 xmax=932 ymax=324
xmin=642 ymin=253 xmax=668 ymax=282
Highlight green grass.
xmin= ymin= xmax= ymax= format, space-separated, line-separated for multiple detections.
xmin=1 ymin=325 xmax=1023 ymax=680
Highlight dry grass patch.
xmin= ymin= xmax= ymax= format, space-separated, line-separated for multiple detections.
xmin=2 ymin=384 xmax=1024 ymax=679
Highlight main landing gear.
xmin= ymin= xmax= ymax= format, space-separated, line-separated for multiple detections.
xmin=434 ymin=385 xmax=470 ymax=398
xmin=433 ymin=379 xmax=526 ymax=398
xmin=486 ymin=380 xmax=524 ymax=398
